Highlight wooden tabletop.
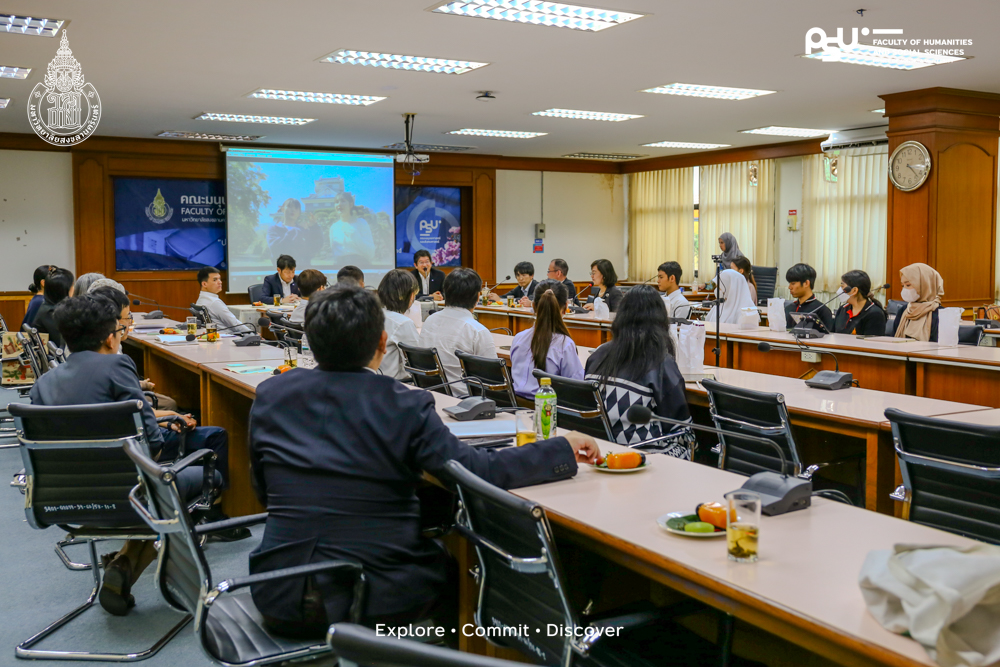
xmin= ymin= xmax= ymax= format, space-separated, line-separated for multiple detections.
xmin=132 ymin=334 xmax=287 ymax=365
xmin=906 ymin=344 xmax=1000 ymax=368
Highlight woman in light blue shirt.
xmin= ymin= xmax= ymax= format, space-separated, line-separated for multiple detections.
xmin=509 ymin=279 xmax=584 ymax=399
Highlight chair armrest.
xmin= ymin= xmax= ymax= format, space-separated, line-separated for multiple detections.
xmin=166 ymin=448 xmax=216 ymax=475
xmin=798 ymin=453 xmax=865 ymax=480
xmin=194 ymin=512 xmax=268 ymax=535
xmin=143 ymin=391 xmax=159 ymax=409
xmin=156 ymin=414 xmax=186 ymax=429
xmin=166 ymin=448 xmax=217 ymax=508
xmin=215 ymin=559 xmax=362 ymax=594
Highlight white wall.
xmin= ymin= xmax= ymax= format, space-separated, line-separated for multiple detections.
xmin=496 ymin=170 xmax=625 ymax=283
xmin=773 ymin=156 xmax=804 ymax=299
xmin=0 ymin=150 xmax=75 ymax=291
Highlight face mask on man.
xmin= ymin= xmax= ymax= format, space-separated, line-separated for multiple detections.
xmin=901 ymin=287 xmax=919 ymax=303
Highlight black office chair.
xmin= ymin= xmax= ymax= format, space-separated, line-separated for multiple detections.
xmin=247 ymin=283 xmax=265 ymax=304
xmin=959 ymin=325 xmax=984 ymax=346
xmin=399 ymin=343 xmax=453 ymax=396
xmin=328 ymin=623 xmax=525 ymax=667
xmin=7 ymin=401 xmax=217 ymax=660
xmin=276 ymin=316 xmax=303 ymax=342
xmin=884 ymin=408 xmax=1000 ymax=545
xmin=751 ymin=266 xmax=778 ymax=304
xmin=885 ymin=299 xmax=907 ymax=336
xmin=123 ymin=438 xmax=367 ymax=666
xmin=456 ymin=350 xmax=517 ymax=408
xmin=444 ymin=461 xmax=722 ymax=667
xmin=530 ymin=370 xmax=612 ymax=440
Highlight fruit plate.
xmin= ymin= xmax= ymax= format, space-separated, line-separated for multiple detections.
xmin=656 ymin=512 xmax=726 ymax=538
xmin=590 ymin=460 xmax=650 ymax=474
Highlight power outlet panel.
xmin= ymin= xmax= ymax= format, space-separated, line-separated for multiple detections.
xmin=801 ymin=351 xmax=821 ymax=363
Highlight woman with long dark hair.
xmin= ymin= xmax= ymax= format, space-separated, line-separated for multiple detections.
xmin=585 ymin=285 xmax=695 ymax=458
xmin=509 ymin=280 xmax=584 ymax=399
xmin=584 ymin=259 xmax=623 ymax=313
xmin=23 ymin=264 xmax=51 ymax=327
xmin=833 ymin=270 xmax=887 ymax=336
xmin=730 ymin=256 xmax=758 ymax=304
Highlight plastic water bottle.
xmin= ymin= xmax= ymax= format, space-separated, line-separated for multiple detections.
xmin=534 ymin=377 xmax=557 ymax=441
xmin=300 ymin=333 xmax=310 ymax=355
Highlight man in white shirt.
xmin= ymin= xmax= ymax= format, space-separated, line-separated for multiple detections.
xmin=658 ymin=261 xmax=691 ymax=319
xmin=376 ymin=269 xmax=421 ymax=380
xmin=288 ymin=269 xmax=327 ymax=324
xmin=195 ymin=267 xmax=252 ymax=333
xmin=418 ymin=268 xmax=497 ymax=397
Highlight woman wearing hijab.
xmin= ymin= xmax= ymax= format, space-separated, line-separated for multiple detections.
xmin=892 ymin=263 xmax=943 ymax=342
xmin=705 ymin=268 xmax=759 ymax=325
xmin=705 ymin=232 xmax=744 ymax=290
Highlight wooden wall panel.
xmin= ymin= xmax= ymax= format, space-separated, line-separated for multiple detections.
xmin=0 ymin=294 xmax=31 ymax=332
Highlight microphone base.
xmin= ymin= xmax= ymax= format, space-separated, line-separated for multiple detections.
xmin=234 ymin=335 xmax=262 ymax=347
xmin=791 ymin=326 xmax=826 ymax=339
xmin=804 ymin=370 xmax=853 ymax=390
xmin=735 ymin=472 xmax=812 ymax=516
xmin=143 ymin=310 xmax=165 ymax=320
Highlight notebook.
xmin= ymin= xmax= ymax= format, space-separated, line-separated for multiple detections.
xmin=446 ymin=421 xmax=517 ymax=439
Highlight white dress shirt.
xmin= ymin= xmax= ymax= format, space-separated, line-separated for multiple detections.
xmin=418 ymin=271 xmax=430 ymax=295
xmin=663 ymin=288 xmax=692 ymax=319
xmin=289 ymin=298 xmax=308 ymax=324
xmin=280 ymin=277 xmax=293 ymax=298
xmin=195 ymin=291 xmax=251 ymax=333
xmin=417 ymin=307 xmax=497 ymax=397
xmin=381 ymin=309 xmax=421 ymax=381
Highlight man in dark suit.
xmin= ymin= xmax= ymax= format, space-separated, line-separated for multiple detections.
xmin=31 ymin=267 xmax=74 ymax=348
xmin=29 ymin=294 xmax=248 ymax=617
xmin=261 ymin=254 xmax=301 ymax=303
xmin=488 ymin=261 xmax=538 ymax=307
xmin=248 ymin=285 xmax=601 ymax=638
xmin=411 ymin=249 xmax=445 ymax=301
xmin=548 ymin=257 xmax=581 ymax=306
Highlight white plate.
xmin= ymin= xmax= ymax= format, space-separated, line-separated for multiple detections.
xmin=656 ymin=512 xmax=726 ymax=538
xmin=589 ymin=461 xmax=650 ymax=474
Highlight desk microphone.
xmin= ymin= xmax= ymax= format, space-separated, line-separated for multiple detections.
xmin=625 ymin=404 xmax=812 ymax=515
xmin=573 ymin=282 xmax=593 ymax=303
xmin=757 ymin=341 xmax=853 ymax=390
xmin=129 ymin=293 xmax=165 ymax=319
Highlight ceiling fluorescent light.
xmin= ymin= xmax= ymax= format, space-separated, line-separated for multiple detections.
xmin=740 ymin=126 xmax=830 ymax=138
xmin=384 ymin=142 xmax=475 ymax=152
xmin=641 ymin=83 xmax=775 ymax=100
xmin=247 ymin=89 xmax=386 ymax=105
xmin=533 ymin=108 xmax=642 ymax=122
xmin=0 ymin=98 xmax=9 ymax=109
xmin=430 ymin=1 xmax=645 ymax=32
xmin=1 ymin=13 xmax=66 ymax=37
xmin=563 ymin=153 xmax=647 ymax=160
xmin=0 ymin=66 xmax=31 ymax=79
xmin=642 ymin=141 xmax=730 ymax=149
xmin=802 ymin=45 xmax=965 ymax=70
xmin=159 ymin=131 xmax=263 ymax=141
xmin=320 ymin=49 xmax=488 ymax=75
xmin=195 ymin=113 xmax=315 ymax=125
xmin=448 ymin=129 xmax=546 ymax=138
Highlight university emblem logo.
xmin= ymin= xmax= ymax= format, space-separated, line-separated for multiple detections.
xmin=27 ymin=30 xmax=101 ymax=146
xmin=145 ymin=189 xmax=173 ymax=224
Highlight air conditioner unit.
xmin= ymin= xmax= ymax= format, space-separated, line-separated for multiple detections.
xmin=820 ymin=126 xmax=888 ymax=153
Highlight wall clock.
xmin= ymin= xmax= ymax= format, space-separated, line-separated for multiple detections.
xmin=889 ymin=141 xmax=931 ymax=192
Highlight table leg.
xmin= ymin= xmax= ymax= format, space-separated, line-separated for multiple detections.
xmin=204 ymin=375 xmax=264 ymax=517
xmin=865 ymin=431 xmax=895 ymax=514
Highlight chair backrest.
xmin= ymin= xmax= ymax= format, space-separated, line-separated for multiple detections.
xmin=886 ymin=299 xmax=907 ymax=336
xmin=399 ymin=343 xmax=452 ymax=396
xmin=248 ymin=284 xmax=264 ymax=304
xmin=15 ymin=331 xmax=47 ymax=380
xmin=959 ymin=325 xmax=984 ymax=347
xmin=190 ymin=304 xmax=210 ymax=325
xmin=328 ymin=623 xmax=524 ymax=667
xmin=456 ymin=351 xmax=517 ymax=408
xmin=444 ymin=461 xmax=579 ymax=666
xmin=752 ymin=266 xmax=778 ymax=303
xmin=9 ymin=401 xmax=151 ymax=530
xmin=701 ymin=379 xmax=801 ymax=476
xmin=531 ymin=370 xmax=612 ymax=440
xmin=884 ymin=408 xmax=1000 ymax=545
xmin=277 ymin=317 xmax=304 ymax=341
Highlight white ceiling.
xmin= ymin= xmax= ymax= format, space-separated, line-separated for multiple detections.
xmin=1 ymin=0 xmax=998 ymax=159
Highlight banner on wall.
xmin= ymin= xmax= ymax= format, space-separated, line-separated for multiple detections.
xmin=114 ymin=178 xmax=226 ymax=271
xmin=395 ymin=186 xmax=462 ymax=268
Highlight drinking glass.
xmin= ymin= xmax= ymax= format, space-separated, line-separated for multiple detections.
xmin=725 ymin=491 xmax=761 ymax=563
xmin=285 ymin=346 xmax=298 ymax=368
xmin=205 ymin=322 xmax=219 ymax=342
xmin=515 ymin=410 xmax=536 ymax=447
xmin=185 ymin=316 xmax=198 ymax=336
xmin=273 ymin=295 xmax=281 ymax=307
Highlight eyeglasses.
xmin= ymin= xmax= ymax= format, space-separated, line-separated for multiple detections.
xmin=546 ymin=268 xmax=558 ymax=275
xmin=114 ymin=325 xmax=128 ymax=337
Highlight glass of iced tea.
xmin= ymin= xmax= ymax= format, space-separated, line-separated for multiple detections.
xmin=285 ymin=346 xmax=298 ymax=368
xmin=205 ymin=323 xmax=219 ymax=342
xmin=186 ymin=316 xmax=198 ymax=337
xmin=725 ymin=491 xmax=761 ymax=563
xmin=273 ymin=295 xmax=282 ymax=307
xmin=515 ymin=410 xmax=536 ymax=447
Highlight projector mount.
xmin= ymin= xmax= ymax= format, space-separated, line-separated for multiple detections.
xmin=396 ymin=113 xmax=430 ymax=178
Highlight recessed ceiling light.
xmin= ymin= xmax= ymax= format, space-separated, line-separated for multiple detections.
xmin=0 ymin=66 xmax=31 ymax=79
xmin=448 ymin=129 xmax=546 ymax=138
xmin=159 ymin=131 xmax=264 ymax=141
xmin=641 ymin=83 xmax=776 ymax=100
xmin=740 ymin=126 xmax=830 ymax=138
xmin=320 ymin=49 xmax=488 ymax=75
xmin=1 ymin=13 xmax=66 ymax=37
xmin=195 ymin=113 xmax=315 ymax=125
xmin=0 ymin=98 xmax=9 ymax=109
xmin=532 ymin=109 xmax=643 ymax=122
xmin=384 ymin=142 xmax=476 ymax=152
xmin=871 ymin=108 xmax=885 ymax=113
xmin=563 ymin=152 xmax=647 ymax=160
xmin=247 ymin=89 xmax=386 ymax=105
xmin=430 ymin=1 xmax=645 ymax=32
xmin=642 ymin=141 xmax=731 ymax=149
xmin=802 ymin=45 xmax=965 ymax=70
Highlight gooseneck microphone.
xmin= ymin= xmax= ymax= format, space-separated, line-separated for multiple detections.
xmin=756 ymin=341 xmax=853 ymax=390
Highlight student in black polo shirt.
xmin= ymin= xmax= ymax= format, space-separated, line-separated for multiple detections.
xmin=784 ymin=263 xmax=834 ymax=332
xmin=833 ymin=270 xmax=887 ymax=336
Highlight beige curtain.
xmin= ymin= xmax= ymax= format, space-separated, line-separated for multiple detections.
xmin=698 ymin=160 xmax=775 ymax=281
xmin=627 ymin=168 xmax=695 ymax=281
xmin=802 ymin=146 xmax=888 ymax=294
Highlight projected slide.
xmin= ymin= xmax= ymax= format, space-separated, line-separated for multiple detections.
xmin=395 ymin=186 xmax=462 ymax=268
xmin=225 ymin=148 xmax=394 ymax=294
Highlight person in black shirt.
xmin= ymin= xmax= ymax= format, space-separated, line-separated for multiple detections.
xmin=784 ymin=263 xmax=834 ymax=332
xmin=547 ymin=258 xmax=581 ymax=306
xmin=488 ymin=261 xmax=537 ymax=306
xmin=833 ymin=270 xmax=887 ymax=336
xmin=585 ymin=259 xmax=624 ymax=313
xmin=31 ymin=267 xmax=74 ymax=348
